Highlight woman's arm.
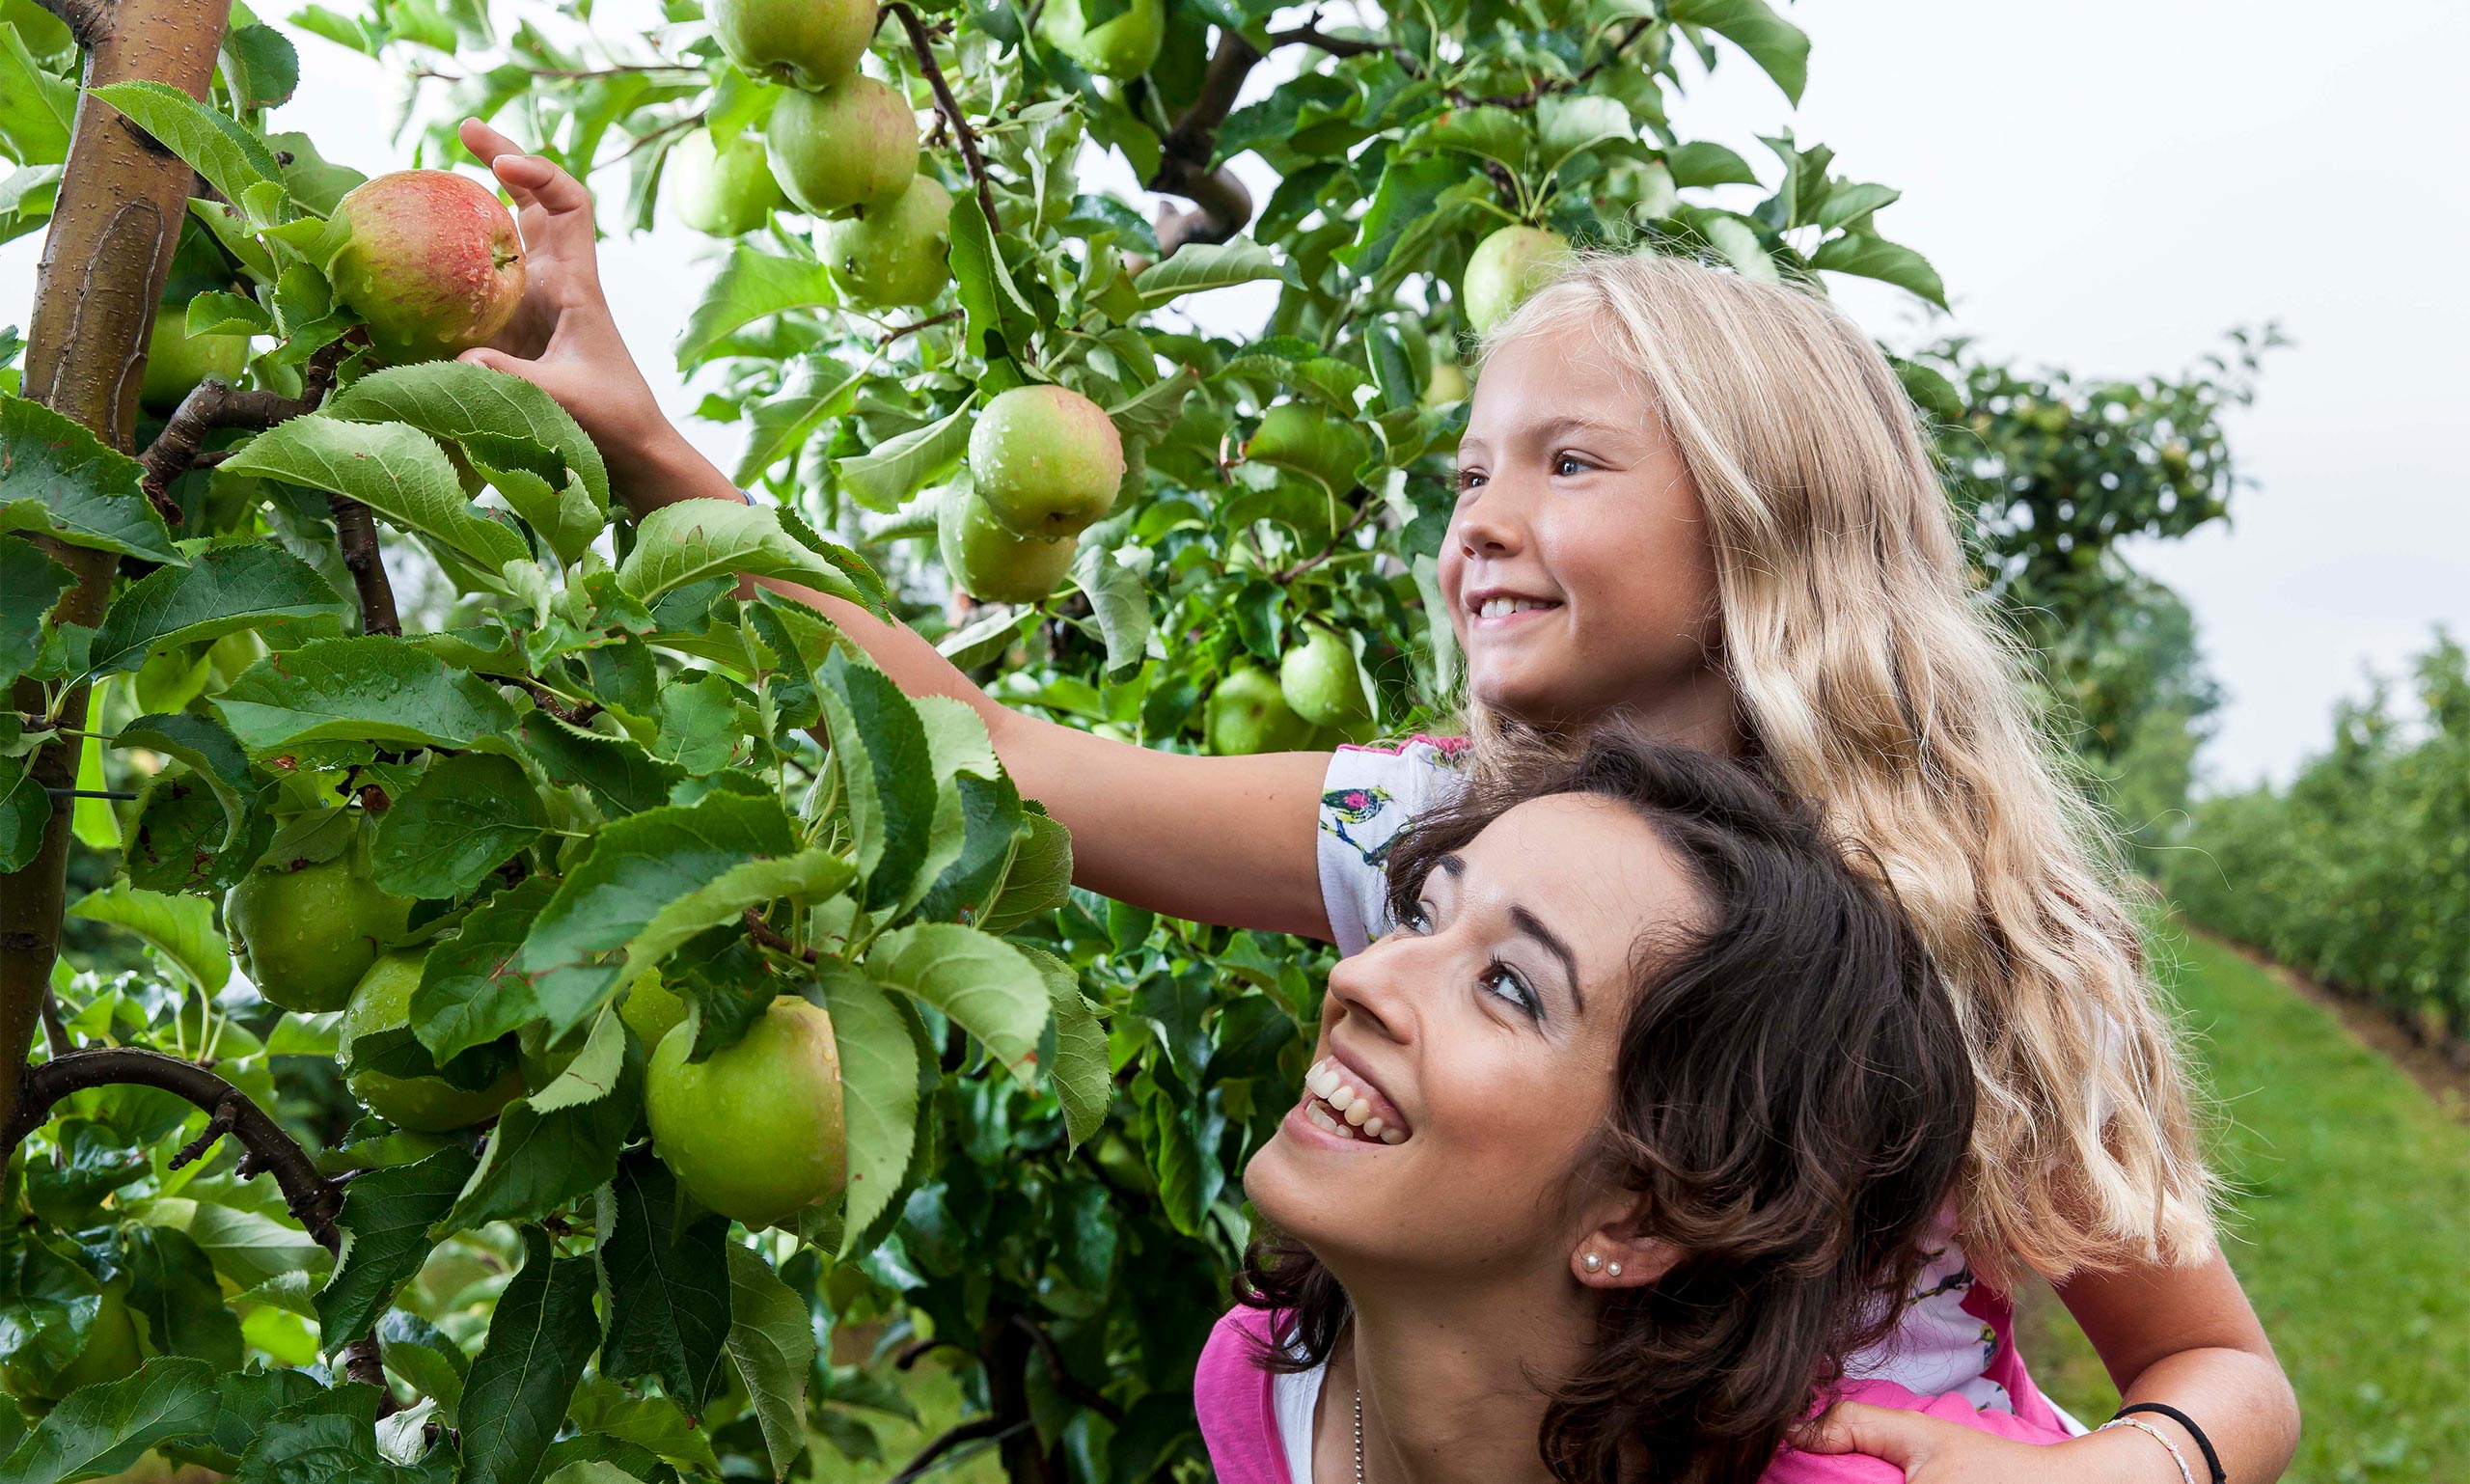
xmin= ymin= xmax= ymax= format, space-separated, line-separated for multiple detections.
xmin=453 ymin=121 xmax=1334 ymax=940
xmin=1800 ymin=1251 xmax=2298 ymax=1483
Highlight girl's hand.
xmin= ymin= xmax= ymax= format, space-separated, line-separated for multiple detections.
xmin=453 ymin=118 xmax=687 ymax=506
xmin=1798 ymin=1402 xmax=2182 ymax=1484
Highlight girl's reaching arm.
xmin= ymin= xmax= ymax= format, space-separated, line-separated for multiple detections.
xmin=453 ymin=120 xmax=1334 ymax=940
xmin=1801 ymin=1251 xmax=2297 ymax=1483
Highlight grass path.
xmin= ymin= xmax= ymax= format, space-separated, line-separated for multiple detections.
xmin=2017 ymin=925 xmax=2470 ymax=1482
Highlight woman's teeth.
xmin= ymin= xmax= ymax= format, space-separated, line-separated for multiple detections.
xmin=1473 ymin=595 xmax=1555 ymax=618
xmin=1303 ymin=1058 xmax=1408 ymax=1143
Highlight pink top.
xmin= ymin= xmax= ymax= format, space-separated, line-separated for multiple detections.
xmin=1195 ymin=1305 xmax=2073 ymax=1484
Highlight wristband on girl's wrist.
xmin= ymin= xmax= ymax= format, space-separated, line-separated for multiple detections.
xmin=2099 ymin=1417 xmax=2194 ymax=1484
xmin=2113 ymin=1402 xmax=2228 ymax=1484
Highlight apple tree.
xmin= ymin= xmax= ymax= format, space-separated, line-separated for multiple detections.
xmin=0 ymin=0 xmax=2251 ymax=1480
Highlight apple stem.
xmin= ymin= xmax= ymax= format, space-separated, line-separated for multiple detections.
xmin=887 ymin=3 xmax=1002 ymax=237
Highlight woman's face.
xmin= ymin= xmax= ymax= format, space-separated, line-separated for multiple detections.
xmin=1244 ymin=794 xmax=1705 ymax=1282
xmin=1441 ymin=320 xmax=1730 ymax=736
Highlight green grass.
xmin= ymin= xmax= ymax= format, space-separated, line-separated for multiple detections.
xmin=2016 ymin=925 xmax=2470 ymax=1483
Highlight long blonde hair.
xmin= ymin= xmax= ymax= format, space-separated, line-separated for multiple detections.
xmin=1474 ymin=250 xmax=2215 ymax=1283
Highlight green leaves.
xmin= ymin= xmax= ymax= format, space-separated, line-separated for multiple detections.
xmin=88 ymin=81 xmax=291 ymax=217
xmin=66 ymin=882 xmax=228 ymax=992
xmin=315 ymin=1144 xmax=480 ymax=1345
xmin=324 ymin=359 xmax=613 ymax=516
xmin=813 ymin=966 xmax=919 ymax=1249
xmin=87 ymin=540 xmax=350 ymax=675
xmin=367 ymin=753 xmax=548 ymax=899
xmin=214 ymin=637 xmax=518 ymax=754
xmin=442 ymin=1011 xmax=641 ymax=1230
xmin=835 ymin=397 xmax=976 ymax=514
xmin=866 ymin=922 xmax=1052 ymax=1085
xmin=220 ymin=416 xmax=531 ymax=574
xmin=1133 ymin=237 xmax=1293 ymax=307
xmin=1667 ymin=0 xmax=1812 ymax=104
xmin=599 ymin=1152 xmax=732 ymax=1418
xmin=675 ymin=244 xmax=839 ymax=366
xmin=1810 ymin=232 xmax=1949 ymax=309
xmin=722 ymin=1244 xmax=813 ymax=1480
xmin=617 ymin=499 xmax=874 ymax=610
xmin=0 ymin=1357 xmax=220 ymax=1484
xmin=457 ymin=1227 xmax=601 ymax=1484
xmin=0 ymin=393 xmax=178 ymax=563
xmin=815 ymin=650 xmax=935 ymax=911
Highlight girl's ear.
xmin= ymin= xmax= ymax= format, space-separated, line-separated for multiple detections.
xmin=1570 ymin=1206 xmax=1680 ymax=1290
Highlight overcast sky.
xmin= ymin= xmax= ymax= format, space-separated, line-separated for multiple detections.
xmin=8 ymin=0 xmax=2459 ymax=787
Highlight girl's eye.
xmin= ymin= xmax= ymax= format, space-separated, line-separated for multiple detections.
xmin=1481 ymin=961 xmax=1542 ymax=1021
xmin=1453 ymin=468 xmax=1486 ymax=494
xmin=1552 ymin=453 xmax=1594 ymax=478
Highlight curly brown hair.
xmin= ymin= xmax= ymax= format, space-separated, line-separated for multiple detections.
xmin=1236 ymin=732 xmax=1976 ymax=1484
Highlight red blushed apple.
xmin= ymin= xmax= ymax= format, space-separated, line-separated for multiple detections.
xmin=330 ymin=169 xmax=527 ymax=363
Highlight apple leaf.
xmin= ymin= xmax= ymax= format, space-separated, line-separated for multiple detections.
xmin=722 ymin=1244 xmax=813 ymax=1481
xmin=1022 ymin=944 xmax=1110 ymax=1147
xmin=732 ymin=352 xmax=868 ymax=485
xmin=1810 ymin=231 xmax=1949 ymax=309
xmin=0 ymin=393 xmax=180 ymax=563
xmin=598 ymin=1150 xmax=733 ymax=1418
xmin=213 ymin=636 xmax=518 ymax=755
xmin=1666 ymin=0 xmax=1810 ymax=104
xmin=457 ymin=1228 xmax=601 ymax=1484
xmin=121 ymin=1224 xmax=243 ymax=1369
xmin=864 ymin=921 xmax=1052 ymax=1086
xmin=519 ymin=791 xmax=800 ymax=1037
xmin=443 ymin=1011 xmax=640 ymax=1231
xmin=65 ymin=881 xmax=229 ymax=992
xmin=0 ymin=537 xmax=72 ymax=683
xmin=0 ymin=25 xmax=75 ymax=166
xmin=618 ymin=847 xmax=855 ymax=986
xmin=616 ymin=498 xmax=872 ymax=610
xmin=411 ymin=877 xmax=556 ymax=1064
xmin=323 ymin=360 xmax=613 ymax=518
xmin=978 ymin=810 xmax=1074 ymax=936
xmin=815 ymin=963 xmax=920 ymax=1247
xmin=367 ymin=752 xmax=548 ymax=899
xmin=87 ymin=81 xmax=289 ymax=214
xmin=0 ymin=756 xmax=52 ymax=873
xmin=815 ymin=649 xmax=937 ymax=910
xmin=314 ymin=1144 xmax=480 ymax=1346
xmin=86 ymin=540 xmax=351 ymax=675
xmin=1134 ymin=236 xmax=1294 ymax=307
xmin=517 ymin=713 xmax=687 ymax=817
xmin=219 ymin=414 xmax=532 ymax=574
xmin=0 ymin=1357 xmax=221 ymax=1484
xmin=1537 ymin=94 xmax=1635 ymax=177
xmin=834 ymin=395 xmax=976 ymax=513
xmin=674 ymin=243 xmax=838 ymax=367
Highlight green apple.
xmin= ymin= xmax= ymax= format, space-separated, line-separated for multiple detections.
xmin=1279 ymin=622 xmax=1370 ymax=728
xmin=645 ymin=996 xmax=847 ymax=1229
xmin=1 ymin=1278 xmax=143 ymax=1405
xmin=330 ymin=169 xmax=527 ymax=363
xmin=1462 ymin=224 xmax=1569 ymax=335
xmin=766 ymin=73 xmax=918 ymax=216
xmin=139 ymin=312 xmax=249 ymax=413
xmin=343 ymin=951 xmax=523 ymax=1133
xmin=968 ymin=384 xmax=1126 ymax=539
xmin=618 ymin=970 xmax=688 ymax=1051
xmin=819 ymin=174 xmax=951 ymax=308
xmin=709 ymin=0 xmax=876 ymax=92
xmin=668 ymin=126 xmax=782 ymax=236
xmin=1205 ymin=665 xmax=1315 ymax=756
xmin=226 ymin=843 xmax=414 ymax=1013
xmin=1420 ymin=360 xmax=1468 ymax=407
xmin=940 ymin=484 xmax=1079 ymax=604
xmin=1036 ymin=0 xmax=1164 ymax=79
xmin=1245 ymin=400 xmax=1369 ymax=495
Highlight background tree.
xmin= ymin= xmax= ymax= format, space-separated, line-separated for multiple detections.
xmin=0 ymin=0 xmax=2259 ymax=1481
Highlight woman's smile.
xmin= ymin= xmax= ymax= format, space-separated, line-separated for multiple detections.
xmin=1293 ymin=1053 xmax=1412 ymax=1144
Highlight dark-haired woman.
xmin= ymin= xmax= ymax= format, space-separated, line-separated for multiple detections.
xmin=1197 ymin=737 xmax=2072 ymax=1483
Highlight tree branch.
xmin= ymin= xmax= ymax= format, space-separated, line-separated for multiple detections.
xmin=32 ymin=0 xmax=110 ymax=47
xmin=1148 ymin=32 xmax=1261 ymax=253
xmin=1010 ymin=1314 xmax=1126 ymax=1423
xmin=1271 ymin=495 xmax=1380 ymax=585
xmin=888 ymin=1417 xmax=1011 ymax=1484
xmin=327 ymin=492 xmax=401 ymax=638
xmin=887 ymin=3 xmax=1000 ymax=235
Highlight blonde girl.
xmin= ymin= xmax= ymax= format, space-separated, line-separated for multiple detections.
xmin=455 ymin=119 xmax=2299 ymax=1483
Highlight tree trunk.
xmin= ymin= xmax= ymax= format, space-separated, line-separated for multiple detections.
xmin=0 ymin=0 xmax=236 ymax=1137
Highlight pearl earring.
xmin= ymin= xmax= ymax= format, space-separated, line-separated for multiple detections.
xmin=1581 ymin=1252 xmax=1604 ymax=1273
xmin=1606 ymin=1261 xmax=1624 ymax=1278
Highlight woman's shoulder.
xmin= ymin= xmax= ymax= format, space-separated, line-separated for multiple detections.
xmin=1195 ymin=1308 xmax=1292 ymax=1484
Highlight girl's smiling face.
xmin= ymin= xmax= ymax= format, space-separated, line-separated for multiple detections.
xmin=1244 ymin=793 xmax=1706 ymax=1279
xmin=1442 ymin=321 xmax=1731 ymax=738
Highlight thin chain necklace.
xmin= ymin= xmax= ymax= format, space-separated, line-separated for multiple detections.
xmin=1352 ymin=1384 xmax=1365 ymax=1483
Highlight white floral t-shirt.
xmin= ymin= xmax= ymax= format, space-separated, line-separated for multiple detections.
xmin=1313 ymin=738 xmax=2063 ymax=1416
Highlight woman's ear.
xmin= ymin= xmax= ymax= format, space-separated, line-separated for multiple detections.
xmin=1569 ymin=1206 xmax=1680 ymax=1289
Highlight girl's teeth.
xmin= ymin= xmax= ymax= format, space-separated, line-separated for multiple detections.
xmin=1305 ymin=1062 xmax=1336 ymax=1099
xmin=1344 ymin=1099 xmax=1372 ymax=1127
xmin=1329 ymin=1085 xmax=1358 ymax=1113
xmin=1362 ymin=1116 xmax=1384 ymax=1139
xmin=1475 ymin=595 xmax=1553 ymax=618
xmin=1380 ymin=1128 xmax=1407 ymax=1144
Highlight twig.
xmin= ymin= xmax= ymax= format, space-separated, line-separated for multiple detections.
xmin=1272 ymin=497 xmax=1380 ymax=585
xmin=889 ymin=1417 xmax=1014 ymax=1484
xmin=509 ymin=676 xmax=598 ymax=727
xmin=1149 ymin=34 xmax=1261 ymax=253
xmin=1266 ymin=14 xmax=1421 ymax=72
xmin=876 ymin=308 xmax=963 ymax=347
xmin=327 ymin=493 xmax=401 ymax=638
xmin=169 ymin=1094 xmax=241 ymax=1170
xmin=743 ymin=907 xmax=817 ymax=964
xmin=136 ymin=337 xmax=347 ymax=508
xmin=887 ymin=3 xmax=1000 ymax=235
xmin=894 ymin=1334 xmax=971 ymax=1369
xmin=38 ymin=990 xmax=69 ymax=1058
xmin=613 ymin=112 xmax=705 ymax=164
xmin=1454 ymin=18 xmax=1657 ymax=110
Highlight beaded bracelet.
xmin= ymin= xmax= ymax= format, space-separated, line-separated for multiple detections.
xmin=2100 ymin=1416 xmax=2197 ymax=1484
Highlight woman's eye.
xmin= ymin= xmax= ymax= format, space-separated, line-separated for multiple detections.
xmin=1399 ymin=902 xmax=1434 ymax=933
xmin=1480 ymin=962 xmax=1541 ymax=1020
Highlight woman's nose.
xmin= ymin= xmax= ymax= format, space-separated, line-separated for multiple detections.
xmin=1323 ymin=935 xmax=1417 ymax=1047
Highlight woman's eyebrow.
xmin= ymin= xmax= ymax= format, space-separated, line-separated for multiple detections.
xmin=1509 ymin=904 xmax=1585 ymax=1015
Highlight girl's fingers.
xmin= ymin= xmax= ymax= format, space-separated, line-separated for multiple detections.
xmin=1793 ymin=1402 xmax=1934 ymax=1467
xmin=457 ymin=117 xmax=522 ymax=171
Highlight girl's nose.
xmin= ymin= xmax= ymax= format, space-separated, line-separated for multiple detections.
xmin=1451 ymin=484 xmax=1527 ymax=561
